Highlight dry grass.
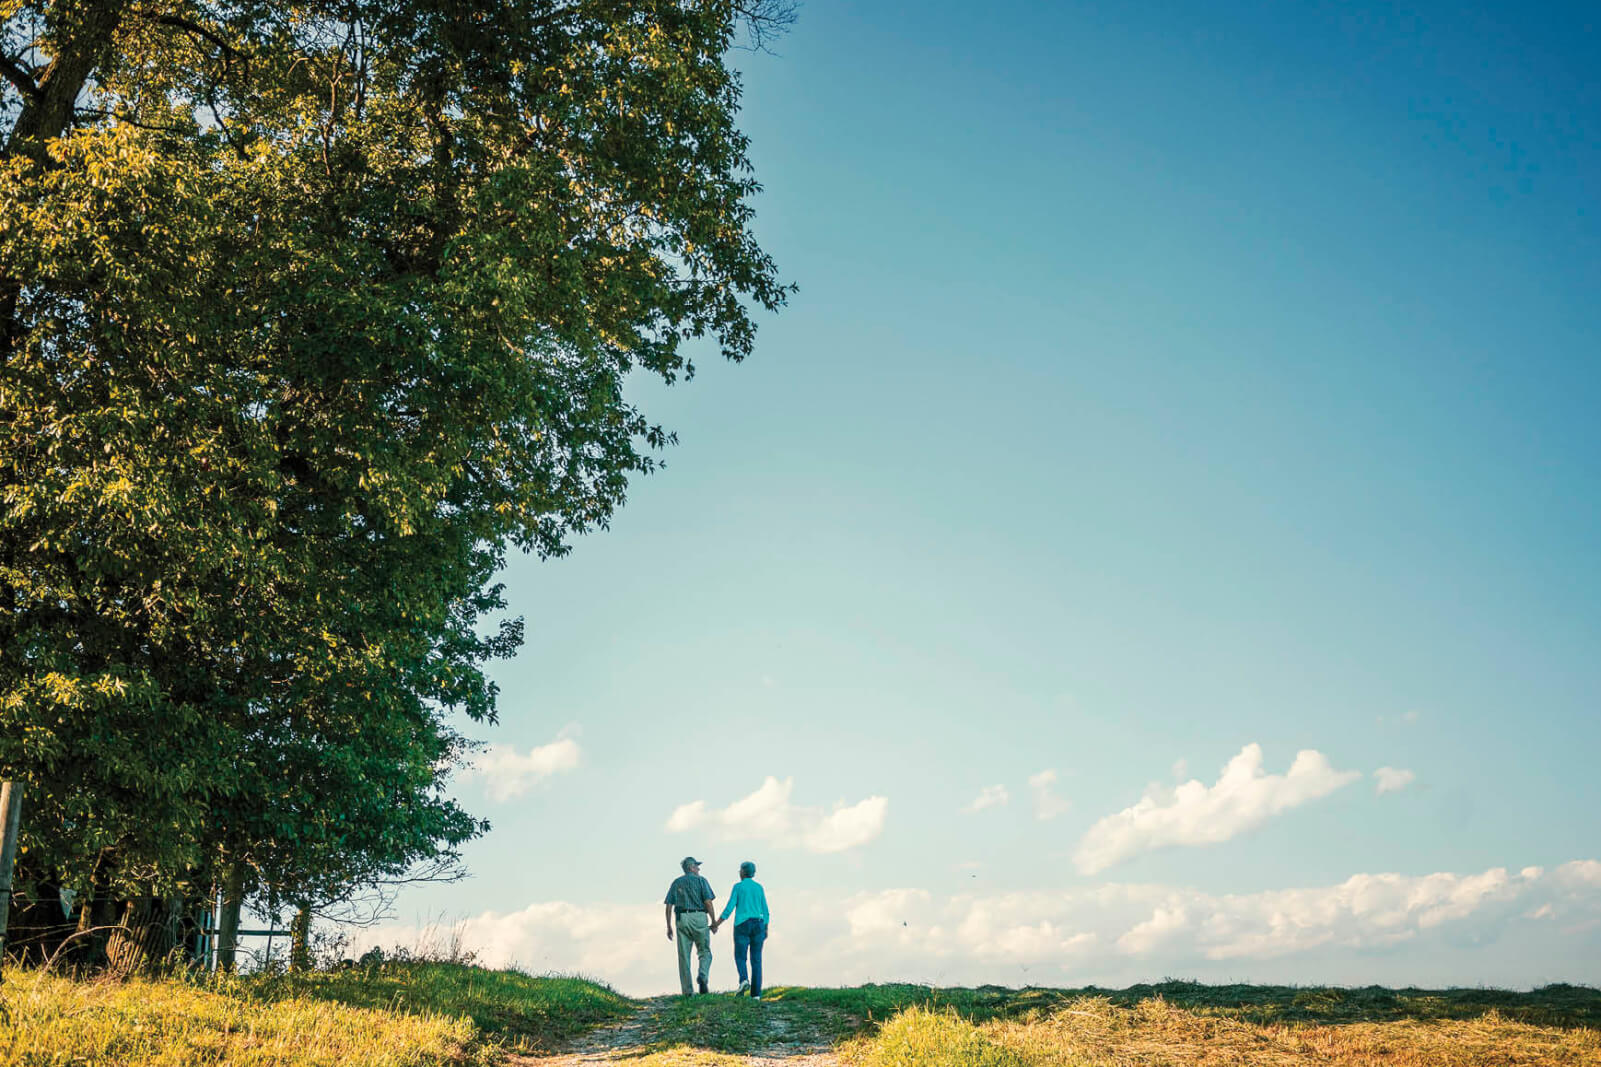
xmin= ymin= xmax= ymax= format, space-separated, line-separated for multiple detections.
xmin=10 ymin=970 xmax=1593 ymax=1067
xmin=622 ymin=1050 xmax=758 ymax=1067
xmin=851 ymin=1006 xmax=1028 ymax=1067
xmin=0 ymin=963 xmax=633 ymax=1066
xmin=0 ymin=968 xmax=487 ymax=1066
xmin=847 ymin=994 xmax=1601 ymax=1067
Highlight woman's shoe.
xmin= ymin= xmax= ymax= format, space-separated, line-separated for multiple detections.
xmin=738 ymin=979 xmax=751 ymax=995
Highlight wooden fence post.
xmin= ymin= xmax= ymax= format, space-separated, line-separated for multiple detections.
xmin=215 ymin=864 xmax=245 ymax=973
xmin=289 ymin=904 xmax=312 ymax=972
xmin=0 ymin=782 xmax=25 ymax=981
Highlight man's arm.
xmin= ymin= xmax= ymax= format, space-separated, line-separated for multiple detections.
xmin=665 ymin=902 xmax=674 ymax=941
xmin=702 ymin=880 xmax=720 ymax=931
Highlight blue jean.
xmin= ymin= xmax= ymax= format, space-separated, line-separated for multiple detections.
xmin=732 ymin=918 xmax=767 ymax=996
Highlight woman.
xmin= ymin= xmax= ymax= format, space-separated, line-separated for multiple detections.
xmin=713 ymin=860 xmax=770 ymax=997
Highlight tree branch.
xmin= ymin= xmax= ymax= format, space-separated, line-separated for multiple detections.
xmin=204 ymin=84 xmax=249 ymax=159
xmin=141 ymin=13 xmax=247 ymax=76
xmin=0 ymin=55 xmax=42 ymax=101
xmin=132 ymin=10 xmax=254 ymax=155
xmin=734 ymin=1 xmax=799 ymax=52
xmin=74 ymin=106 xmax=189 ymax=135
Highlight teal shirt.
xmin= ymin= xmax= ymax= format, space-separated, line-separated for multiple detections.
xmin=718 ymin=878 xmax=770 ymax=926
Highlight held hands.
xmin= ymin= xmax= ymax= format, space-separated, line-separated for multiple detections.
xmin=666 ymin=928 xmax=674 ymax=941
xmin=710 ymin=919 xmax=722 ymax=934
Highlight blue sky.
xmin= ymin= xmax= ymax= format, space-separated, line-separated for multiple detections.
xmin=359 ymin=0 xmax=1601 ymax=992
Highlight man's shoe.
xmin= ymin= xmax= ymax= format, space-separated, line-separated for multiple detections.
xmin=698 ymin=977 xmax=709 ymax=995
xmin=738 ymin=979 xmax=750 ymax=996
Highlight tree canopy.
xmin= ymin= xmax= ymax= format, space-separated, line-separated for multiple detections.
xmin=1 ymin=0 xmax=789 ymax=966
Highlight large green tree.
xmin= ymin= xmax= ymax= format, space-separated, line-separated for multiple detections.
xmin=1 ymin=0 xmax=790 ymax=967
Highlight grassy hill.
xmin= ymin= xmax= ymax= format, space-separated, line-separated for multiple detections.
xmin=3 ymin=963 xmax=1599 ymax=1066
xmin=0 ymin=962 xmax=631 ymax=1066
xmin=643 ymin=982 xmax=1601 ymax=1067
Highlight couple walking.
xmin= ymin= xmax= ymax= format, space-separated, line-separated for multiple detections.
xmin=663 ymin=856 xmax=770 ymax=997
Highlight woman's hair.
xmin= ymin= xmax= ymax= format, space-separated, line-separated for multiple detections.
xmin=739 ymin=861 xmax=756 ymax=878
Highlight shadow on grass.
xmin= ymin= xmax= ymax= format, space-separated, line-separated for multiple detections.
xmin=768 ymin=979 xmax=1601 ymax=1032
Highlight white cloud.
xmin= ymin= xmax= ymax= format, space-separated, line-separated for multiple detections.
xmin=666 ymin=776 xmax=888 ymax=854
xmin=1029 ymin=769 xmax=1071 ymax=821
xmin=719 ymin=776 xmax=797 ymax=839
xmin=1074 ymin=744 xmax=1360 ymax=873
xmin=806 ymin=796 xmax=890 ymax=853
xmin=1165 ymin=865 xmax=1546 ymax=959
xmin=845 ymin=888 xmax=934 ymax=942
xmin=1557 ymin=860 xmax=1601 ymax=888
xmin=951 ymin=896 xmax=1101 ymax=962
xmin=468 ymin=735 xmax=581 ymax=802
xmin=853 ymin=861 xmax=1601 ymax=968
xmin=966 ymin=785 xmax=1010 ymax=812
xmin=664 ymin=800 xmax=707 ymax=833
xmin=1117 ymin=903 xmax=1190 ymax=955
xmin=355 ymin=859 xmax=1601 ymax=995
xmin=1374 ymin=767 xmax=1416 ymax=795
xmin=359 ymin=901 xmax=661 ymax=979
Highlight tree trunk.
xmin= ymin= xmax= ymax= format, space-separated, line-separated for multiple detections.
xmin=0 ymin=781 xmax=24 ymax=978
xmin=105 ymin=892 xmax=184 ymax=976
xmin=5 ymin=0 xmax=132 ymax=161
xmin=73 ymin=851 xmax=120 ymax=970
xmin=215 ymin=865 xmax=245 ymax=973
xmin=289 ymin=904 xmax=313 ymax=972
xmin=173 ymin=893 xmax=203 ymax=966
xmin=2 ymin=0 xmax=132 ymax=373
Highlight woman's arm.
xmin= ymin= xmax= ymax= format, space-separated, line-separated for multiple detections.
xmin=716 ymin=882 xmax=739 ymax=927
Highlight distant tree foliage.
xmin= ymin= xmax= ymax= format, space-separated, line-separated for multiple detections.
xmin=0 ymin=0 xmax=790 ymax=968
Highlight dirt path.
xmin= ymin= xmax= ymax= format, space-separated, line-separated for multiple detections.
xmin=505 ymin=997 xmax=845 ymax=1067
xmin=732 ymin=1009 xmax=844 ymax=1067
xmin=503 ymin=997 xmax=669 ymax=1067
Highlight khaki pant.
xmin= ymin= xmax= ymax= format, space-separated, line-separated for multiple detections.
xmin=675 ymin=911 xmax=712 ymax=994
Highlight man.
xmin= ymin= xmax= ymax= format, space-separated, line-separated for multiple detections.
xmin=712 ymin=859 xmax=769 ymax=998
xmin=663 ymin=855 xmax=716 ymax=995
